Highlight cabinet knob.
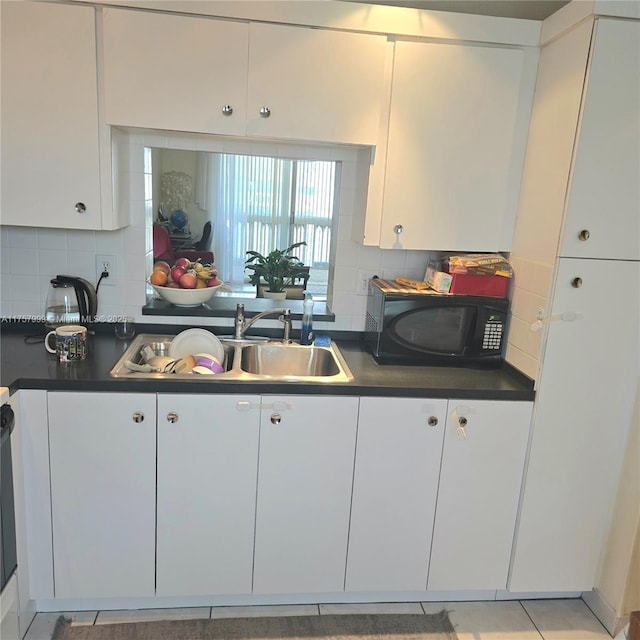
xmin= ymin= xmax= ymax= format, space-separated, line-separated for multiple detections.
xmin=571 ymin=277 xmax=583 ymax=288
xmin=166 ymin=412 xmax=179 ymax=423
xmin=456 ymin=416 xmax=468 ymax=440
xmin=132 ymin=411 xmax=144 ymax=423
xmin=75 ymin=202 xmax=86 ymax=214
xmin=270 ymin=413 xmax=281 ymax=424
xmin=259 ymin=107 xmax=271 ymax=118
xmin=578 ymin=229 xmax=590 ymax=241
xmin=393 ymin=224 xmax=404 ymax=234
xmin=222 ymin=105 xmax=233 ymax=116
xmin=427 ymin=416 xmax=439 ymax=427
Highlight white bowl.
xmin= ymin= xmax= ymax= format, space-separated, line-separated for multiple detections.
xmin=150 ymin=282 xmax=222 ymax=307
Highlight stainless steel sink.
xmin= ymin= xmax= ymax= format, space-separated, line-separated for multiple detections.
xmin=240 ymin=344 xmax=341 ymax=378
xmin=110 ymin=334 xmax=353 ymax=383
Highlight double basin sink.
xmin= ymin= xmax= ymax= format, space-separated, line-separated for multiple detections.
xmin=110 ymin=334 xmax=354 ymax=383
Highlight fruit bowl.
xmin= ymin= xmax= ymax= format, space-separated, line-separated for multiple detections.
xmin=150 ymin=282 xmax=223 ymax=307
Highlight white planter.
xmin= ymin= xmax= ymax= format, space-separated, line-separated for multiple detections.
xmin=262 ymin=290 xmax=287 ymax=300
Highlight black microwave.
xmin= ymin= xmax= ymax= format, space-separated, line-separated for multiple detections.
xmin=365 ymin=278 xmax=509 ymax=367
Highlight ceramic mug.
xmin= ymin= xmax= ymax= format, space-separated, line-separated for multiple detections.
xmin=45 ymin=325 xmax=88 ymax=362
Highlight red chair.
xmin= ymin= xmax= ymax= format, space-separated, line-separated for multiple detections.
xmin=153 ymin=225 xmax=174 ymax=260
xmin=175 ymin=250 xmax=215 ymax=264
xmin=153 ymin=225 xmax=214 ymax=264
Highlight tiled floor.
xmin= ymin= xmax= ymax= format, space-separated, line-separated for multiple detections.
xmin=24 ymin=598 xmax=613 ymax=640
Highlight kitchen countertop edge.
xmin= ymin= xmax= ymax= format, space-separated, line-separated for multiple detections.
xmin=1 ymin=326 xmax=535 ymax=402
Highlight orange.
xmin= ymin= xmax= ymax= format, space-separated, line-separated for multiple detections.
xmin=150 ymin=269 xmax=168 ymax=286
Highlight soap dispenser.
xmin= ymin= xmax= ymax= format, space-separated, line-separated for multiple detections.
xmin=300 ymin=291 xmax=314 ymax=345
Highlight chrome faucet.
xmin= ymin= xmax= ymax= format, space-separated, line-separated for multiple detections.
xmin=234 ymin=303 xmax=292 ymax=342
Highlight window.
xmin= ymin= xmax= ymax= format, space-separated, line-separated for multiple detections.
xmin=211 ymin=154 xmax=336 ymax=293
xmin=150 ymin=148 xmax=338 ymax=299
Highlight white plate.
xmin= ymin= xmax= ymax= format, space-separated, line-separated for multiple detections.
xmin=169 ymin=329 xmax=224 ymax=363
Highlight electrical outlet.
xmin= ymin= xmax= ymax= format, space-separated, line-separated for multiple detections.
xmin=357 ymin=270 xmax=374 ymax=295
xmin=96 ymin=254 xmax=117 ymax=286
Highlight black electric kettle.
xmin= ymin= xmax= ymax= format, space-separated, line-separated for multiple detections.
xmin=45 ymin=275 xmax=98 ymax=328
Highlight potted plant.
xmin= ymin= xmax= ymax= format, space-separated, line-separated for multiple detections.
xmin=245 ymin=241 xmax=308 ymax=299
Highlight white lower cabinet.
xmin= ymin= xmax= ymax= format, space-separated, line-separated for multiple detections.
xmin=346 ymin=397 xmax=447 ymax=592
xmin=252 ymin=396 xmax=359 ymax=594
xmin=156 ymin=394 xmax=260 ymax=596
xmin=427 ymin=400 xmax=532 ymax=591
xmin=47 ymin=393 xmax=156 ymax=599
xmin=43 ymin=391 xmax=532 ymax=601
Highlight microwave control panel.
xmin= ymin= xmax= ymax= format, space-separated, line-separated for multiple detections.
xmin=482 ymin=319 xmax=504 ymax=351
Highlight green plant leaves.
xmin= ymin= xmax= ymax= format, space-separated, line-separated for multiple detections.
xmin=245 ymin=242 xmax=307 ymax=293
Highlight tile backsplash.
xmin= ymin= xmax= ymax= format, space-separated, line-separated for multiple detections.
xmin=505 ymin=255 xmax=553 ymax=381
xmin=0 ymin=131 xmax=432 ymax=333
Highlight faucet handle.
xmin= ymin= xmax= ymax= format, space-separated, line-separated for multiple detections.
xmin=279 ymin=309 xmax=292 ymax=342
xmin=234 ymin=303 xmax=246 ymax=339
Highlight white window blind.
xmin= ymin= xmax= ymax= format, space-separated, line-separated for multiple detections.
xmin=208 ymin=153 xmax=336 ymax=293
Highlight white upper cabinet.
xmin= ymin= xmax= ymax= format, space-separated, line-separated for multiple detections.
xmin=246 ymin=23 xmax=387 ymax=145
xmin=102 ymin=9 xmax=249 ymax=136
xmin=1 ymin=2 xmax=122 ymax=230
xmin=559 ymin=19 xmax=640 ymax=260
xmin=359 ymin=40 xmax=537 ymax=250
xmin=102 ymin=11 xmax=387 ymax=146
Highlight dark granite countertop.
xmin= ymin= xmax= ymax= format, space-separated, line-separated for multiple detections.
xmin=0 ymin=323 xmax=534 ymax=401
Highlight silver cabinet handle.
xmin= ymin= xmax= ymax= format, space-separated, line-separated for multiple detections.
xmin=222 ymin=105 xmax=233 ymax=116
xmin=270 ymin=413 xmax=281 ymax=424
xmin=393 ymin=224 xmax=404 ymax=234
xmin=166 ymin=412 xmax=178 ymax=423
xmin=260 ymin=107 xmax=271 ymax=118
xmin=427 ymin=416 xmax=439 ymax=427
xmin=571 ymin=277 xmax=583 ymax=288
xmin=75 ymin=202 xmax=86 ymax=213
xmin=132 ymin=411 xmax=144 ymax=423
xmin=578 ymin=229 xmax=590 ymax=241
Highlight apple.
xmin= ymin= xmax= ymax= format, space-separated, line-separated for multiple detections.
xmin=171 ymin=266 xmax=186 ymax=282
xmin=174 ymin=257 xmax=191 ymax=270
xmin=179 ymin=272 xmax=198 ymax=289
xmin=153 ymin=260 xmax=171 ymax=275
xmin=206 ymin=277 xmax=221 ymax=287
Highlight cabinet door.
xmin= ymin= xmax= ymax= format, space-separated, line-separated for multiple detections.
xmin=0 ymin=2 xmax=103 ymax=229
xmin=560 ymin=19 xmax=640 ymax=260
xmin=156 ymin=394 xmax=260 ymax=596
xmin=102 ymin=9 xmax=248 ymax=136
xmin=346 ymin=397 xmax=447 ymax=592
xmin=253 ymin=395 xmax=359 ymax=593
xmin=48 ymin=393 xmax=156 ymax=598
xmin=246 ymin=24 xmax=387 ymax=145
xmin=510 ymin=259 xmax=640 ymax=591
xmin=428 ymin=400 xmax=532 ymax=591
xmin=378 ymin=41 xmax=533 ymax=251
